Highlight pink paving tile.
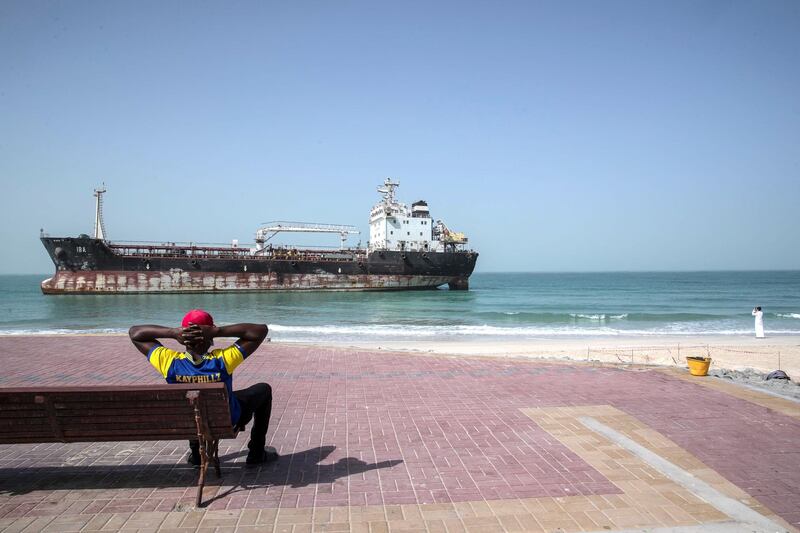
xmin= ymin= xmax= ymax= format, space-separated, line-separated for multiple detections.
xmin=1 ymin=337 xmax=799 ymax=529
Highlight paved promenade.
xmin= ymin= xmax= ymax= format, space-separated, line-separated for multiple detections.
xmin=0 ymin=336 xmax=798 ymax=532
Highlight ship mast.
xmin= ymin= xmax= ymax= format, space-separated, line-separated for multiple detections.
xmin=376 ymin=177 xmax=399 ymax=205
xmin=93 ymin=184 xmax=107 ymax=240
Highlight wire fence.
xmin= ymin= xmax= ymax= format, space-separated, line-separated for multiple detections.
xmin=583 ymin=343 xmax=788 ymax=371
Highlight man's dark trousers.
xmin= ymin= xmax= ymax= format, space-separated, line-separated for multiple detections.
xmin=234 ymin=382 xmax=273 ymax=454
xmin=189 ymin=382 xmax=272 ymax=457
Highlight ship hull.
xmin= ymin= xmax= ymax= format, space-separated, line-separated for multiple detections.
xmin=40 ymin=237 xmax=477 ymax=294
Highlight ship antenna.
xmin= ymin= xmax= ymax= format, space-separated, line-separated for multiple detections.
xmin=377 ymin=177 xmax=400 ymax=204
xmin=93 ymin=183 xmax=108 ymax=240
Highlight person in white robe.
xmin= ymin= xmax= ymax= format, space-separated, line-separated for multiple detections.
xmin=752 ymin=307 xmax=765 ymax=338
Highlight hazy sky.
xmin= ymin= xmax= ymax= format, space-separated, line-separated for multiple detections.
xmin=1 ymin=0 xmax=798 ymax=274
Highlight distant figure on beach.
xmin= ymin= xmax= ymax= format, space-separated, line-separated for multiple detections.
xmin=129 ymin=310 xmax=277 ymax=466
xmin=752 ymin=306 xmax=765 ymax=338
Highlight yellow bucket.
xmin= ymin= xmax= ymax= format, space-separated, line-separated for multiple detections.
xmin=686 ymin=357 xmax=711 ymax=376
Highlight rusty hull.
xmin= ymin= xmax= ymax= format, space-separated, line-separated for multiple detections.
xmin=40 ymin=270 xmax=456 ymax=294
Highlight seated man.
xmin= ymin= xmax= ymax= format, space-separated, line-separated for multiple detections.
xmin=129 ymin=309 xmax=277 ymax=466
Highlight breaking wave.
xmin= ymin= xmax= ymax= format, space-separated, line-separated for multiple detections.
xmin=569 ymin=313 xmax=628 ymax=321
xmin=476 ymin=311 xmax=723 ymax=323
xmin=267 ymin=323 xmax=798 ymax=340
xmin=776 ymin=313 xmax=800 ymax=319
xmin=0 ymin=328 xmax=125 ymax=336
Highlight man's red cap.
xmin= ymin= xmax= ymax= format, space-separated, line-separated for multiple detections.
xmin=181 ymin=309 xmax=215 ymax=328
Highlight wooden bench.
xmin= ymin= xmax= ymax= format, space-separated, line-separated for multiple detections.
xmin=0 ymin=383 xmax=238 ymax=507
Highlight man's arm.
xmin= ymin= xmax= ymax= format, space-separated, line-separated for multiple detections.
xmin=184 ymin=323 xmax=268 ymax=358
xmin=129 ymin=325 xmax=183 ymax=356
xmin=221 ymin=323 xmax=268 ymax=357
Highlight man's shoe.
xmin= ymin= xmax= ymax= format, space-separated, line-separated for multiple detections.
xmin=187 ymin=452 xmax=201 ymax=467
xmin=246 ymin=446 xmax=279 ymax=466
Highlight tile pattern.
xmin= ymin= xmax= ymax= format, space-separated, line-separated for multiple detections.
xmin=0 ymin=336 xmax=799 ymax=531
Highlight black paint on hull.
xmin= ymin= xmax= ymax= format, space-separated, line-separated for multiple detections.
xmin=40 ymin=237 xmax=478 ymax=294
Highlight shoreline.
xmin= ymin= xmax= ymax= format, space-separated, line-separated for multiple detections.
xmin=3 ymin=332 xmax=798 ymax=375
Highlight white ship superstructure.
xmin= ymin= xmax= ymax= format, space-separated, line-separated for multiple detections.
xmin=368 ymin=178 xmax=468 ymax=253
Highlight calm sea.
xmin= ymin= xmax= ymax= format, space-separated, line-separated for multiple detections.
xmin=0 ymin=272 xmax=798 ymax=342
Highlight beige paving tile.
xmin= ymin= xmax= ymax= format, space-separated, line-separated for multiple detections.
xmin=101 ymin=513 xmax=133 ymax=531
xmin=495 ymin=514 xmax=524 ymax=532
xmin=236 ymin=509 xmax=260 ymax=526
xmin=369 ymin=521 xmax=390 ymax=533
xmin=425 ymin=518 xmax=447 ymax=533
xmin=256 ymin=508 xmax=279 ymax=525
xmin=383 ymin=505 xmax=404 ymax=521
xmin=329 ymin=506 xmax=349 ymax=524
xmin=276 ymin=507 xmax=313 ymax=524
xmin=465 ymin=500 xmax=496 ymax=518
xmin=460 ymin=516 xmax=504 ymax=533
xmin=234 ymin=527 xmax=273 ymax=533
xmin=349 ymin=521 xmax=372 ymax=533
xmin=399 ymin=504 xmax=423 ymax=521
xmin=177 ymin=510 xmax=204 ymax=529
xmin=385 ymin=518 xmax=426 ymax=531
xmin=350 ymin=506 xmax=387 ymax=522
xmin=440 ymin=518 xmax=467 ymax=533
xmin=315 ymin=522 xmax=351 ymax=532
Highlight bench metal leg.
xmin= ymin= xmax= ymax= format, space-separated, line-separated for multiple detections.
xmin=188 ymin=391 xmax=216 ymax=507
xmin=212 ymin=439 xmax=221 ymax=478
xmin=196 ymin=436 xmax=210 ymax=507
xmin=186 ymin=391 xmax=230 ymax=507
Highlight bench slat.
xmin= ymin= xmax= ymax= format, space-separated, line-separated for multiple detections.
xmin=50 ymin=391 xmax=228 ymax=401
xmin=0 ymin=419 xmax=50 ymax=428
xmin=50 ymin=407 xmax=230 ymax=418
xmin=0 ymin=410 xmax=47 ymax=418
xmin=0 ymin=432 xmax=202 ymax=443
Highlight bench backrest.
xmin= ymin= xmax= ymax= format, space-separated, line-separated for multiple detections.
xmin=0 ymin=383 xmax=237 ymax=444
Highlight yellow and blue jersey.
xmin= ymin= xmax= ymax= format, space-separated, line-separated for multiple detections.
xmin=147 ymin=343 xmax=247 ymax=425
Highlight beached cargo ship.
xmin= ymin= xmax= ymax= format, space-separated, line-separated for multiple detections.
xmin=40 ymin=179 xmax=478 ymax=294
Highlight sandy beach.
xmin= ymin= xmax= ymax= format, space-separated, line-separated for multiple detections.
xmin=296 ymin=334 xmax=800 ymax=376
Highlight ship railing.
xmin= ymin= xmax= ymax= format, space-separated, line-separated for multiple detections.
xmin=107 ymin=241 xmax=368 ymax=262
xmin=108 ymin=242 xmax=254 ymax=259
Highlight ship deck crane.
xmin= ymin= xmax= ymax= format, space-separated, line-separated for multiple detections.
xmin=254 ymin=221 xmax=360 ymax=252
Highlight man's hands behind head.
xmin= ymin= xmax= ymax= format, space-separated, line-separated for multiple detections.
xmin=179 ymin=323 xmax=217 ymax=352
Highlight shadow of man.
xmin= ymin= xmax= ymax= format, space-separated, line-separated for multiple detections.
xmin=291 ymin=456 xmax=404 ymax=488
xmin=0 ymin=445 xmax=403 ymax=505
xmin=205 ymin=445 xmax=403 ymax=505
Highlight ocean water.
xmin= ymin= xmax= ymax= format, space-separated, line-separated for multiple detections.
xmin=0 ymin=272 xmax=798 ymax=342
